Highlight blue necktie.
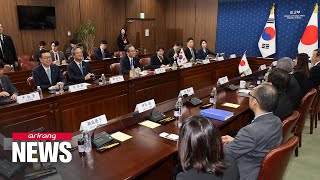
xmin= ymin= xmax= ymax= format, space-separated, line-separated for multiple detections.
xmin=46 ymin=69 xmax=52 ymax=85
xmin=79 ymin=63 xmax=84 ymax=75
xmin=130 ymin=58 xmax=133 ymax=69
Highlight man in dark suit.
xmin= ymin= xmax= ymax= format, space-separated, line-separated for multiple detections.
xmin=310 ymin=49 xmax=320 ymax=88
xmin=34 ymin=41 xmax=46 ymax=64
xmin=150 ymin=46 xmax=170 ymax=69
xmin=120 ymin=44 xmax=141 ymax=75
xmin=184 ymin=37 xmax=196 ymax=61
xmin=32 ymin=49 xmax=65 ymax=91
xmin=94 ymin=40 xmax=112 ymax=60
xmin=67 ymin=46 xmax=94 ymax=83
xmin=222 ymin=84 xmax=282 ymax=180
xmin=0 ymin=24 xmax=18 ymax=67
xmin=0 ymin=59 xmax=18 ymax=102
xmin=165 ymin=41 xmax=183 ymax=64
xmin=65 ymin=39 xmax=77 ymax=60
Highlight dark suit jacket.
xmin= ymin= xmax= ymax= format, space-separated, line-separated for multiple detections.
xmin=34 ymin=49 xmax=41 ymax=64
xmin=176 ymin=154 xmax=239 ymax=180
xmin=287 ymin=75 xmax=303 ymax=110
xmin=309 ymin=62 xmax=320 ymax=88
xmin=293 ymin=71 xmax=314 ymax=95
xmin=94 ymin=48 xmax=112 ymax=60
xmin=67 ymin=60 xmax=93 ymax=83
xmin=32 ymin=64 xmax=65 ymax=90
xmin=1 ymin=34 xmax=18 ymax=65
xmin=197 ymin=48 xmax=216 ymax=59
xmin=224 ymin=113 xmax=282 ymax=180
xmin=274 ymin=92 xmax=293 ymax=120
xmin=119 ymin=55 xmax=141 ymax=75
xmin=0 ymin=75 xmax=18 ymax=95
xmin=165 ymin=48 xmax=178 ymax=64
xmin=117 ymin=35 xmax=129 ymax=51
xmin=50 ymin=50 xmax=66 ymax=64
xmin=184 ymin=47 xmax=196 ymax=61
xmin=150 ymin=54 xmax=170 ymax=69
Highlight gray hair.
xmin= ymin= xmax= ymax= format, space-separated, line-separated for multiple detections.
xmin=71 ymin=46 xmax=83 ymax=56
xmin=255 ymin=83 xmax=278 ymax=112
xmin=276 ymin=57 xmax=294 ymax=73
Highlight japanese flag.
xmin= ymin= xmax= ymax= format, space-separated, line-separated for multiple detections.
xmin=239 ymin=51 xmax=251 ymax=74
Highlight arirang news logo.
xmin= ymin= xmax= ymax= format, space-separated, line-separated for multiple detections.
xmin=11 ymin=132 xmax=72 ymax=163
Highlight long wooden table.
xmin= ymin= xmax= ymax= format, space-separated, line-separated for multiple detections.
xmin=0 ymin=57 xmax=273 ymax=137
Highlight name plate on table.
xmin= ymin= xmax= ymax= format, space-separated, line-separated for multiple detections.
xmin=243 ymin=69 xmax=252 ymax=76
xmin=179 ymin=87 xmax=194 ymax=97
xmin=17 ymin=92 xmax=40 ymax=104
xmin=272 ymin=61 xmax=277 ymax=66
xmin=259 ymin=64 xmax=267 ymax=70
xmin=80 ymin=114 xmax=108 ymax=131
xmin=109 ymin=75 xmax=124 ymax=84
xmin=135 ymin=99 xmax=156 ymax=113
xmin=218 ymin=76 xmax=229 ymax=85
xmin=183 ymin=62 xmax=193 ymax=68
xmin=230 ymin=54 xmax=236 ymax=58
xmin=217 ymin=56 xmax=224 ymax=61
xmin=154 ymin=68 xmax=166 ymax=74
xmin=202 ymin=59 xmax=210 ymax=64
xmin=68 ymin=83 xmax=87 ymax=92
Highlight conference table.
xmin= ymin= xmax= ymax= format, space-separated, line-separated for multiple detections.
xmin=0 ymin=56 xmax=274 ymax=180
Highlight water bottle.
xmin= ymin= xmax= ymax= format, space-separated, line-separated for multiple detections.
xmin=101 ymin=74 xmax=106 ymax=85
xmin=83 ymin=131 xmax=92 ymax=152
xmin=174 ymin=96 xmax=183 ymax=127
xmin=78 ymin=136 xmax=86 ymax=157
xmin=36 ymin=86 xmax=43 ymax=99
xmin=172 ymin=61 xmax=178 ymax=70
xmin=210 ymin=87 xmax=217 ymax=105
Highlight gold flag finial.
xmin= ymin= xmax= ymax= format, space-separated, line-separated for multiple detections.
xmin=270 ymin=3 xmax=275 ymax=14
xmin=314 ymin=3 xmax=318 ymax=13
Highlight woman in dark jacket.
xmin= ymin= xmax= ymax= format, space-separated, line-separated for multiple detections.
xmin=176 ymin=116 xmax=239 ymax=180
xmin=293 ymin=53 xmax=314 ymax=95
xmin=117 ymin=28 xmax=129 ymax=51
xmin=197 ymin=39 xmax=216 ymax=59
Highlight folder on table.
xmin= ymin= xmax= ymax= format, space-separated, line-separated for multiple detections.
xmin=200 ymin=108 xmax=234 ymax=121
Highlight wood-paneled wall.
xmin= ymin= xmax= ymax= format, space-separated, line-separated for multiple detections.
xmin=0 ymin=0 xmax=218 ymax=55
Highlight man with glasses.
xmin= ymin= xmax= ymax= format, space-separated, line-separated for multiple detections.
xmin=120 ymin=44 xmax=141 ymax=75
xmin=32 ymin=49 xmax=65 ymax=91
xmin=221 ymin=84 xmax=282 ymax=180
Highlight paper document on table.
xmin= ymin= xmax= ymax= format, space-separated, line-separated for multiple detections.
xmin=222 ymin=102 xmax=240 ymax=108
xmin=139 ymin=120 xmax=161 ymax=129
xmin=111 ymin=132 xmax=132 ymax=142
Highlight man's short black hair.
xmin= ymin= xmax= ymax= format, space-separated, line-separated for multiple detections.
xmin=255 ymin=84 xmax=278 ymax=112
xmin=0 ymin=59 xmax=5 ymax=68
xmin=51 ymin=40 xmax=59 ymax=46
xmin=268 ymin=68 xmax=290 ymax=92
xmin=39 ymin=41 xmax=46 ymax=46
xmin=174 ymin=41 xmax=183 ymax=47
xmin=70 ymin=39 xmax=77 ymax=44
xmin=39 ymin=49 xmax=50 ymax=58
xmin=155 ymin=45 xmax=164 ymax=52
xmin=314 ymin=49 xmax=320 ymax=57
xmin=100 ymin=40 xmax=108 ymax=45
xmin=186 ymin=37 xmax=194 ymax=42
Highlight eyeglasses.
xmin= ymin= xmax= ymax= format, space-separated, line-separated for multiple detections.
xmin=248 ymin=91 xmax=259 ymax=103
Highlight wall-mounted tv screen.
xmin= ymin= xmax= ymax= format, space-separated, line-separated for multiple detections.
xmin=17 ymin=5 xmax=56 ymax=30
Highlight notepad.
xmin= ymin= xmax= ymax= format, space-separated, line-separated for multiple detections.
xmin=111 ymin=132 xmax=132 ymax=142
xmin=139 ymin=120 xmax=161 ymax=129
xmin=222 ymin=102 xmax=240 ymax=108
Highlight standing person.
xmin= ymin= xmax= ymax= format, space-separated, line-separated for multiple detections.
xmin=0 ymin=24 xmax=18 ymax=68
xmin=117 ymin=28 xmax=129 ymax=51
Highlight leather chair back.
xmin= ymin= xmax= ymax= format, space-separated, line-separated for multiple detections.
xmin=282 ymin=111 xmax=299 ymax=144
xmin=110 ymin=63 xmax=120 ymax=75
xmin=139 ymin=58 xmax=151 ymax=67
xmin=89 ymin=54 xmax=95 ymax=60
xmin=114 ymin=51 xmax=125 ymax=58
xmin=3 ymin=65 xmax=14 ymax=73
xmin=21 ymin=61 xmax=37 ymax=71
xmin=310 ymin=86 xmax=320 ymax=115
xmin=258 ymin=136 xmax=299 ymax=180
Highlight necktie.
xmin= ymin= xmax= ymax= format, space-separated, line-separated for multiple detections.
xmin=130 ymin=58 xmax=133 ymax=69
xmin=102 ymin=49 xmax=105 ymax=59
xmin=159 ymin=56 xmax=163 ymax=63
xmin=0 ymin=38 xmax=4 ymax=59
xmin=55 ymin=53 xmax=59 ymax=61
xmin=79 ymin=63 xmax=84 ymax=75
xmin=191 ymin=49 xmax=195 ymax=59
xmin=46 ymin=69 xmax=52 ymax=85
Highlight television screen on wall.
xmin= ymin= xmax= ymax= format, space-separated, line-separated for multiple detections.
xmin=17 ymin=5 xmax=56 ymax=30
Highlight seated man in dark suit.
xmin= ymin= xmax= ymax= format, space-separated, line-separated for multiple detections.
xmin=150 ymin=46 xmax=170 ymax=69
xmin=166 ymin=41 xmax=183 ymax=64
xmin=32 ymin=49 xmax=65 ymax=91
xmin=34 ymin=41 xmax=46 ymax=64
xmin=0 ymin=59 xmax=18 ymax=101
xmin=268 ymin=68 xmax=293 ymax=120
xmin=65 ymin=39 xmax=77 ymax=60
xmin=310 ymin=49 xmax=320 ymax=88
xmin=184 ymin=37 xmax=196 ymax=61
xmin=276 ymin=57 xmax=302 ymax=109
xmin=120 ymin=44 xmax=141 ymax=75
xmin=50 ymin=40 xmax=67 ymax=65
xmin=67 ymin=46 xmax=94 ymax=83
xmin=94 ymin=40 xmax=112 ymax=60
xmin=222 ymin=84 xmax=282 ymax=180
